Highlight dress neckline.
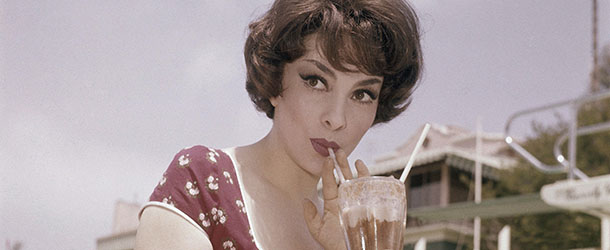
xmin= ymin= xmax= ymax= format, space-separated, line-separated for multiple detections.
xmin=222 ymin=147 xmax=262 ymax=249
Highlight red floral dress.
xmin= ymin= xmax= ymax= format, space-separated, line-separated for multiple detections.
xmin=141 ymin=145 xmax=259 ymax=250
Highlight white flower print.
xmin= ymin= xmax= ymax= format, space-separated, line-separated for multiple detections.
xmin=223 ymin=171 xmax=233 ymax=184
xmin=206 ymin=149 xmax=220 ymax=164
xmin=222 ymin=239 xmax=236 ymax=250
xmin=178 ymin=154 xmax=191 ymax=168
xmin=199 ymin=212 xmax=211 ymax=228
xmin=158 ymin=174 xmax=167 ymax=187
xmin=206 ymin=175 xmax=219 ymax=191
xmin=249 ymin=228 xmax=255 ymax=242
xmin=236 ymin=199 xmax=246 ymax=214
xmin=185 ymin=181 xmax=200 ymax=198
xmin=210 ymin=207 xmax=227 ymax=225
xmin=162 ymin=196 xmax=175 ymax=207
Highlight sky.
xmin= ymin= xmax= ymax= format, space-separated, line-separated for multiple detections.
xmin=1 ymin=0 xmax=609 ymax=249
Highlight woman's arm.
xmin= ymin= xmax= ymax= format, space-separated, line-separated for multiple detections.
xmin=135 ymin=206 xmax=213 ymax=250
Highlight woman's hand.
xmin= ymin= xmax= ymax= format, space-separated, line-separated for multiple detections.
xmin=303 ymin=149 xmax=370 ymax=250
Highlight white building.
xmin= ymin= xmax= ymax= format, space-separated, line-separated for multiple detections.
xmin=96 ymin=200 xmax=140 ymax=250
xmin=370 ymin=123 xmax=518 ymax=249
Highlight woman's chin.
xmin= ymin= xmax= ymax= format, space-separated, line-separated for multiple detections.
xmin=301 ymin=159 xmax=325 ymax=177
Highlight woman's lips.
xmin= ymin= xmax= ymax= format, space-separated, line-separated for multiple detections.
xmin=310 ymin=138 xmax=340 ymax=157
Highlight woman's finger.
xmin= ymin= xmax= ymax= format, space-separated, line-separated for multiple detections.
xmin=321 ymin=158 xmax=339 ymax=201
xmin=355 ymin=159 xmax=370 ymax=178
xmin=334 ymin=149 xmax=353 ymax=180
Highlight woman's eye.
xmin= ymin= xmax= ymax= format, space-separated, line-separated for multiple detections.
xmin=307 ymin=79 xmax=324 ymax=89
xmin=352 ymin=90 xmax=377 ymax=103
xmin=300 ymin=74 xmax=326 ymax=90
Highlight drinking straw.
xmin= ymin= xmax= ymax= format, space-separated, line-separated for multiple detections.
xmin=328 ymin=148 xmax=346 ymax=184
xmin=399 ymin=123 xmax=431 ymax=183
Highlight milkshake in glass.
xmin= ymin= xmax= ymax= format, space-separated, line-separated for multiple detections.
xmin=337 ymin=176 xmax=407 ymax=250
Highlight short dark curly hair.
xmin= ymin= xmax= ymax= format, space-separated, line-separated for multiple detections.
xmin=244 ymin=0 xmax=422 ymax=124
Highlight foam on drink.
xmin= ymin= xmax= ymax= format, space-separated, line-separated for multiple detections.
xmin=341 ymin=205 xmax=402 ymax=227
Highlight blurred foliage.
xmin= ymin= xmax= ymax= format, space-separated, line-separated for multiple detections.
xmin=476 ymin=45 xmax=610 ymax=250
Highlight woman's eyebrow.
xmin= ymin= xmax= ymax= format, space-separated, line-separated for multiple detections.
xmin=357 ymin=78 xmax=382 ymax=87
xmin=304 ymin=59 xmax=336 ymax=79
xmin=304 ymin=59 xmax=382 ymax=86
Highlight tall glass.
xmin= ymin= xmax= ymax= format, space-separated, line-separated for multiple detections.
xmin=337 ymin=176 xmax=407 ymax=250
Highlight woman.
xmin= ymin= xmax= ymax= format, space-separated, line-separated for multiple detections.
xmin=135 ymin=0 xmax=422 ymax=249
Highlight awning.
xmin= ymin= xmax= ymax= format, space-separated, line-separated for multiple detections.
xmin=371 ymin=147 xmax=516 ymax=180
xmin=409 ymin=193 xmax=561 ymax=221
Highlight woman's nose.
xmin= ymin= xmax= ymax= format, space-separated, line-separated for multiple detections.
xmin=321 ymin=99 xmax=347 ymax=131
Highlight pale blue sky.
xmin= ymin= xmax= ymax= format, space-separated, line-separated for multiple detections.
xmin=1 ymin=0 xmax=609 ymax=249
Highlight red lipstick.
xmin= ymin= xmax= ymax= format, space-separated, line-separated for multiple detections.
xmin=310 ymin=138 xmax=340 ymax=157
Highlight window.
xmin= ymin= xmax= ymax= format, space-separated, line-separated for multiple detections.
xmin=409 ymin=170 xmax=441 ymax=188
xmin=408 ymin=169 xmax=441 ymax=208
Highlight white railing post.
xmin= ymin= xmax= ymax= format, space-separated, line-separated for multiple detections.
xmin=498 ymin=225 xmax=511 ymax=250
xmin=474 ymin=117 xmax=482 ymax=250
xmin=602 ymin=216 xmax=610 ymax=250
xmin=414 ymin=237 xmax=426 ymax=250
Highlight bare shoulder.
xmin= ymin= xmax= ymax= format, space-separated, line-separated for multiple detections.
xmin=135 ymin=206 xmax=213 ymax=250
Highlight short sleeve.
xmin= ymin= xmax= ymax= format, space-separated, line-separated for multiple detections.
xmin=142 ymin=145 xmax=258 ymax=250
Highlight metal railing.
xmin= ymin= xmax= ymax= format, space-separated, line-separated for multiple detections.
xmin=504 ymin=89 xmax=610 ymax=180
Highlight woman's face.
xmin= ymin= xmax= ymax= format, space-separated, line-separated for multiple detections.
xmin=270 ymin=36 xmax=383 ymax=176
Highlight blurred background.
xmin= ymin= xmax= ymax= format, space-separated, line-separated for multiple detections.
xmin=1 ymin=0 xmax=609 ymax=249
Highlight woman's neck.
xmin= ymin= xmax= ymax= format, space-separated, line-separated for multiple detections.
xmin=236 ymin=132 xmax=320 ymax=202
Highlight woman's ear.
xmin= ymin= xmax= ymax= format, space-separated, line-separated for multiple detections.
xmin=270 ymin=96 xmax=279 ymax=107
